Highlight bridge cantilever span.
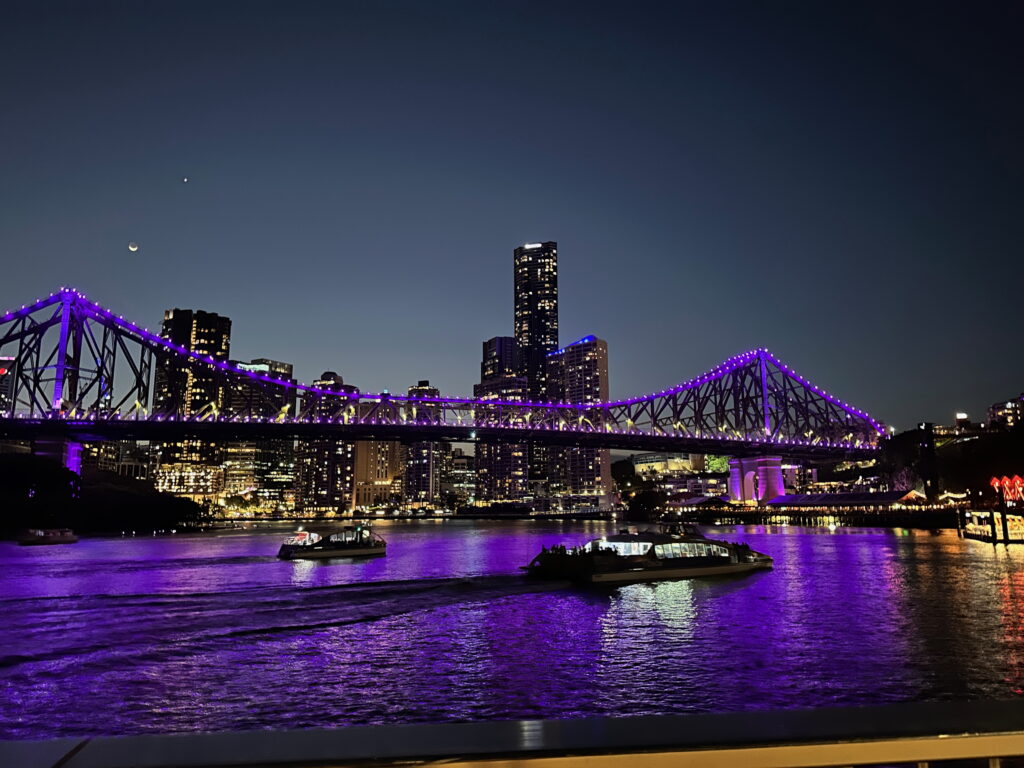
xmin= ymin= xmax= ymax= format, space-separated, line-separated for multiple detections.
xmin=0 ymin=288 xmax=884 ymax=461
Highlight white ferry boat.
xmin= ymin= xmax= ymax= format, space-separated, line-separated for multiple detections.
xmin=525 ymin=524 xmax=771 ymax=584
xmin=277 ymin=525 xmax=386 ymax=560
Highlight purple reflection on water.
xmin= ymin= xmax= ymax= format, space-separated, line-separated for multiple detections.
xmin=1 ymin=522 xmax=1023 ymax=738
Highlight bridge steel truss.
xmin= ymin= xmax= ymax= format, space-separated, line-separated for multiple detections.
xmin=0 ymin=288 xmax=885 ymax=460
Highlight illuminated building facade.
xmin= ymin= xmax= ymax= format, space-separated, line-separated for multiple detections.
xmin=82 ymin=441 xmax=152 ymax=480
xmin=444 ymin=447 xmax=475 ymax=506
xmin=353 ymin=440 xmax=403 ymax=508
xmin=405 ymin=380 xmax=447 ymax=506
xmin=295 ymin=372 xmax=358 ymax=516
xmin=223 ymin=358 xmax=297 ymax=508
xmin=631 ymin=453 xmax=704 ymax=477
xmin=513 ymin=241 xmax=558 ymax=485
xmin=546 ymin=335 xmax=611 ymax=503
xmin=990 ymin=396 xmax=1024 ymax=429
xmin=474 ymin=337 xmax=528 ymax=501
xmin=155 ymin=463 xmax=224 ymax=499
xmin=153 ymin=308 xmax=231 ymax=492
xmin=154 ymin=309 xmax=232 ymax=417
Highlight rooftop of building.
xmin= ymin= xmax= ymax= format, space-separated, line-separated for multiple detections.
xmin=547 ymin=335 xmax=600 ymax=357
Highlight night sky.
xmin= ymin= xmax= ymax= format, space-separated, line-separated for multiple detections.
xmin=2 ymin=1 xmax=1022 ymax=429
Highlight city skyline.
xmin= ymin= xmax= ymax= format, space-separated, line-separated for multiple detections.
xmin=3 ymin=2 xmax=1023 ymax=427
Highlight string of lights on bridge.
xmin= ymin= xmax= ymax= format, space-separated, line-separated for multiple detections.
xmin=0 ymin=288 xmax=883 ymax=452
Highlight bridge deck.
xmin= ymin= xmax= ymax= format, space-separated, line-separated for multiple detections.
xmin=0 ymin=417 xmax=880 ymax=460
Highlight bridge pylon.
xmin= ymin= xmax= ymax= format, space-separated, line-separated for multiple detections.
xmin=728 ymin=456 xmax=785 ymax=504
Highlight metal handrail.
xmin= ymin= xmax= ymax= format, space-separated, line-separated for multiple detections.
xmin=4 ymin=700 xmax=1024 ymax=768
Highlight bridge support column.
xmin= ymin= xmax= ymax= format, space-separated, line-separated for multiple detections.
xmin=728 ymin=458 xmax=759 ymax=504
xmin=728 ymin=456 xmax=785 ymax=504
xmin=728 ymin=459 xmax=745 ymax=502
xmin=753 ymin=456 xmax=785 ymax=503
xmin=32 ymin=438 xmax=83 ymax=475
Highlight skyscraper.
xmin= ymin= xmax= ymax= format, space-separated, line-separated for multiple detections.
xmin=474 ymin=337 xmax=528 ymax=502
xmin=295 ymin=372 xmax=358 ymax=516
xmin=153 ymin=308 xmax=232 ymax=494
xmin=404 ymin=380 xmax=447 ymax=506
xmin=513 ymin=241 xmax=558 ymax=489
xmin=513 ymin=242 xmax=559 ymax=401
xmin=223 ymin=358 xmax=297 ymax=509
xmin=546 ymin=335 xmax=611 ymax=505
xmin=154 ymin=309 xmax=232 ymax=417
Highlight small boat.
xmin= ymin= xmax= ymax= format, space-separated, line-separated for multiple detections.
xmin=525 ymin=524 xmax=771 ymax=584
xmin=277 ymin=525 xmax=386 ymax=560
xmin=18 ymin=528 xmax=78 ymax=546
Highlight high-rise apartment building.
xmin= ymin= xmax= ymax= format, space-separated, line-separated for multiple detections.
xmin=546 ymin=335 xmax=611 ymax=504
xmin=404 ymin=380 xmax=447 ymax=506
xmin=474 ymin=337 xmax=528 ymax=502
xmin=295 ymin=371 xmax=358 ymax=516
xmin=513 ymin=242 xmax=558 ymax=488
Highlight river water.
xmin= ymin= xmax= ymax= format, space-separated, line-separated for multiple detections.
xmin=2 ymin=521 xmax=1023 ymax=739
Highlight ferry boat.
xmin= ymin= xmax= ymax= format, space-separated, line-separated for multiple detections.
xmin=525 ymin=524 xmax=772 ymax=584
xmin=18 ymin=528 xmax=78 ymax=546
xmin=277 ymin=525 xmax=386 ymax=560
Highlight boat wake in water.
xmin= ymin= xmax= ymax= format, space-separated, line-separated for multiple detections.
xmin=0 ymin=575 xmax=569 ymax=675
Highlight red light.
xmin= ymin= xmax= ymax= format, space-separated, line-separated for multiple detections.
xmin=0 ymin=368 xmax=7 ymax=375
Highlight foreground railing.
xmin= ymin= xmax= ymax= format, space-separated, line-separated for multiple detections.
xmin=4 ymin=700 xmax=1024 ymax=768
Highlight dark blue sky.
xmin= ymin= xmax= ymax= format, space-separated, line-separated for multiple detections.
xmin=2 ymin=1 xmax=1021 ymax=428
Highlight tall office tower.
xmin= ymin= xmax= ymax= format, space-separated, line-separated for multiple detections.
xmin=546 ymin=335 xmax=611 ymax=506
xmin=152 ymin=309 xmax=232 ymax=496
xmin=353 ymin=440 xmax=403 ymax=508
xmin=513 ymin=242 xmax=558 ymax=489
xmin=513 ymin=242 xmax=559 ymax=399
xmin=0 ymin=356 xmax=14 ymax=415
xmin=295 ymin=372 xmax=358 ymax=516
xmin=404 ymin=380 xmax=447 ymax=506
xmin=223 ymin=358 xmax=297 ymax=509
xmin=154 ymin=309 xmax=232 ymax=417
xmin=473 ymin=337 xmax=528 ymax=502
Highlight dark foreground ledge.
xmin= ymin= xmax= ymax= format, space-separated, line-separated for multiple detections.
xmin=5 ymin=700 xmax=1024 ymax=768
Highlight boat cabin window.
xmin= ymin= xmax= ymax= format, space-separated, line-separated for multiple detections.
xmin=654 ymin=541 xmax=729 ymax=558
xmin=586 ymin=540 xmax=652 ymax=556
xmin=328 ymin=528 xmax=371 ymax=544
xmin=284 ymin=531 xmax=321 ymax=546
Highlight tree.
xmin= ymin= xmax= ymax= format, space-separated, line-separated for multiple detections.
xmin=0 ymin=454 xmax=80 ymax=534
xmin=611 ymin=458 xmax=637 ymax=490
xmin=627 ymin=488 xmax=667 ymax=522
xmin=0 ymin=455 xmax=203 ymax=536
xmin=704 ymin=455 xmax=729 ymax=473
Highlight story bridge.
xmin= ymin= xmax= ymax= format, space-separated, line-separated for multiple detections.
xmin=0 ymin=289 xmax=885 ymax=501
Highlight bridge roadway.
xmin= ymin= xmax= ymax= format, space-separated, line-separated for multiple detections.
xmin=0 ymin=416 xmax=881 ymax=461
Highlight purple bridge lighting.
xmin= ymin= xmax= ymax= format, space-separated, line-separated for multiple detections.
xmin=0 ymin=289 xmax=884 ymax=484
